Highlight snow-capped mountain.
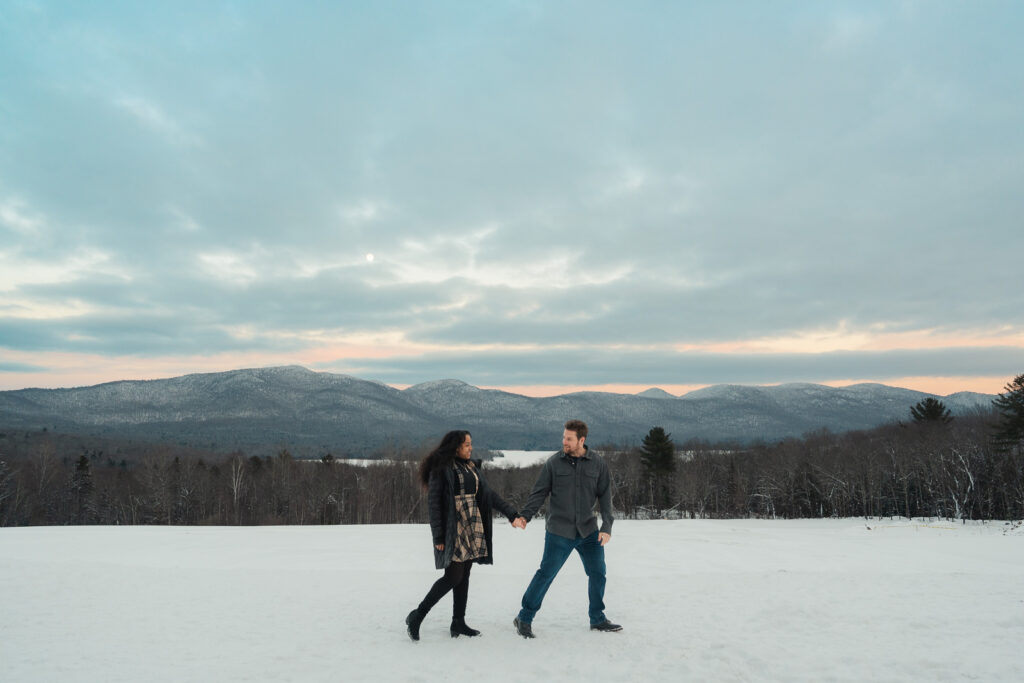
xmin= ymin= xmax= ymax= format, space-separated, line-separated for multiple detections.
xmin=0 ymin=366 xmax=998 ymax=454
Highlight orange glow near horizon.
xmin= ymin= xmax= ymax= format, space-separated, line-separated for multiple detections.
xmin=1 ymin=368 xmax=1012 ymax=397
xmin=0 ymin=348 xmax=1016 ymax=398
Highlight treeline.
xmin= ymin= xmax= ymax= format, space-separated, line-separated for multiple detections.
xmin=607 ymin=412 xmax=1023 ymax=521
xmin=0 ymin=443 xmax=424 ymax=526
xmin=1 ymin=412 xmax=1022 ymax=527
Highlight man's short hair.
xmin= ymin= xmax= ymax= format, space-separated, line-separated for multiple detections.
xmin=564 ymin=419 xmax=588 ymax=441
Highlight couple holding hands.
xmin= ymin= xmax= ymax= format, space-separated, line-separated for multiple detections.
xmin=406 ymin=420 xmax=622 ymax=641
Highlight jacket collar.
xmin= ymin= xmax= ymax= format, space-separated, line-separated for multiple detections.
xmin=559 ymin=445 xmax=590 ymax=461
xmin=453 ymin=457 xmax=483 ymax=469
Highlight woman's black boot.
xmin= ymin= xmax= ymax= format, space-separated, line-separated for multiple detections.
xmin=406 ymin=608 xmax=425 ymax=641
xmin=450 ymin=617 xmax=481 ymax=638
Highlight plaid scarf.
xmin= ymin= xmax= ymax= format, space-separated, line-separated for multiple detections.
xmin=451 ymin=463 xmax=488 ymax=563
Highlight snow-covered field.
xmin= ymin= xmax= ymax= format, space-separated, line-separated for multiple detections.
xmin=2 ymin=519 xmax=1022 ymax=682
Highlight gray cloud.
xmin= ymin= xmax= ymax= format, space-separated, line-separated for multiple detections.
xmin=1 ymin=2 xmax=1023 ymax=388
xmin=0 ymin=362 xmax=46 ymax=373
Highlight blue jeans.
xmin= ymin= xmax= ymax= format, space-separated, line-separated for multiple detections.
xmin=518 ymin=530 xmax=606 ymax=625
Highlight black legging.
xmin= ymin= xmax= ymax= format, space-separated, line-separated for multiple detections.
xmin=418 ymin=561 xmax=473 ymax=619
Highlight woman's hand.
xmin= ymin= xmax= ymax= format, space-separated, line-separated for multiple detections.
xmin=435 ymin=543 xmax=444 ymax=551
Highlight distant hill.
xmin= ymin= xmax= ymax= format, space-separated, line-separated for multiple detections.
xmin=636 ymin=388 xmax=677 ymax=399
xmin=0 ymin=366 xmax=997 ymax=455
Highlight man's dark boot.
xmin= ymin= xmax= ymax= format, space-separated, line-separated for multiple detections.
xmin=406 ymin=608 xmax=425 ymax=641
xmin=590 ymin=619 xmax=622 ymax=632
xmin=450 ymin=617 xmax=481 ymax=638
xmin=513 ymin=617 xmax=535 ymax=639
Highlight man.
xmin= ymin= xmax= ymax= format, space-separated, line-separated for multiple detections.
xmin=512 ymin=419 xmax=621 ymax=638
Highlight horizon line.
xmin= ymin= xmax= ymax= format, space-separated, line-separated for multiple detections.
xmin=0 ymin=365 xmax=1008 ymax=398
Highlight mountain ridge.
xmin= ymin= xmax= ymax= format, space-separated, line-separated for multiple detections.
xmin=0 ymin=366 xmax=998 ymax=455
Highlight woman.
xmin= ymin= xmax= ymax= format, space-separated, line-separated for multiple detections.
xmin=406 ymin=430 xmax=520 ymax=641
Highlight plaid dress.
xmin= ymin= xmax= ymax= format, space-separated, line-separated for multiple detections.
xmin=451 ymin=462 xmax=488 ymax=563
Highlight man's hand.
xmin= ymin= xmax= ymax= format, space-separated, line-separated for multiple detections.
xmin=435 ymin=543 xmax=444 ymax=551
xmin=598 ymin=532 xmax=611 ymax=546
xmin=513 ymin=517 xmax=527 ymax=529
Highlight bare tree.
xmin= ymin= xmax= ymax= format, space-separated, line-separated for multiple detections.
xmin=228 ymin=453 xmax=246 ymax=524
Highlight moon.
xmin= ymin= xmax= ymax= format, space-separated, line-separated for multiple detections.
xmin=365 ymin=253 xmax=374 ymax=262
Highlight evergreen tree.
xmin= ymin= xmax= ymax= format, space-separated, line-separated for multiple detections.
xmin=993 ymin=373 xmax=1024 ymax=449
xmin=70 ymin=454 xmax=96 ymax=523
xmin=640 ymin=426 xmax=676 ymax=513
xmin=641 ymin=426 xmax=676 ymax=474
xmin=910 ymin=397 xmax=953 ymax=424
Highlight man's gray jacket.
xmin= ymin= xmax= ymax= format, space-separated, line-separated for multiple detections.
xmin=520 ymin=446 xmax=614 ymax=539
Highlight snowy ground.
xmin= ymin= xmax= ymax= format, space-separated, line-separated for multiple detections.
xmin=2 ymin=519 xmax=1022 ymax=682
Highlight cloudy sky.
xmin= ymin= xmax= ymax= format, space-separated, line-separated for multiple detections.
xmin=1 ymin=1 xmax=1023 ymax=396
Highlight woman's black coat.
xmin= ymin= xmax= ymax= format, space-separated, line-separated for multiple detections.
xmin=427 ymin=458 xmax=519 ymax=570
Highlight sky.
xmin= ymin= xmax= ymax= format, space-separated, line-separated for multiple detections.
xmin=1 ymin=1 xmax=1023 ymax=397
